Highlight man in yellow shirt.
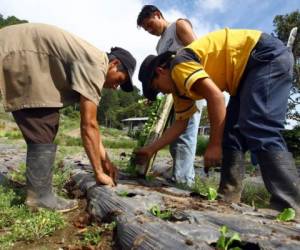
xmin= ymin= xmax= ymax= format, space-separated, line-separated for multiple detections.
xmin=135 ymin=28 xmax=300 ymax=217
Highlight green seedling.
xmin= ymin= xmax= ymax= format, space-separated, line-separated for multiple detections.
xmin=149 ymin=205 xmax=172 ymax=220
xmin=81 ymin=225 xmax=103 ymax=246
xmin=145 ymin=174 xmax=155 ymax=182
xmin=207 ymin=187 xmax=218 ymax=201
xmin=0 ymin=186 xmax=64 ymax=248
xmin=216 ymin=225 xmax=241 ymax=250
xmin=276 ymin=208 xmax=296 ymax=222
xmin=116 ymin=190 xmax=129 ymax=197
xmin=192 ymin=175 xmax=218 ymax=201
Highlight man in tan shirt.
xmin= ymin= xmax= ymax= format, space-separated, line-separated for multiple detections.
xmin=0 ymin=23 xmax=136 ymax=212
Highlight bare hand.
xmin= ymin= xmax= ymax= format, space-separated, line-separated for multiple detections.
xmin=204 ymin=143 xmax=222 ymax=171
xmin=95 ymin=172 xmax=115 ymax=187
xmin=133 ymin=147 xmax=154 ymax=165
xmin=102 ymin=161 xmax=118 ymax=184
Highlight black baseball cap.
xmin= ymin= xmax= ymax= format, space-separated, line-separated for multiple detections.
xmin=138 ymin=54 xmax=160 ymax=101
xmin=110 ymin=47 xmax=136 ymax=92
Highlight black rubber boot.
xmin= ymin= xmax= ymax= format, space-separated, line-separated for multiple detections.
xmin=25 ymin=144 xmax=78 ymax=213
xmin=218 ymin=149 xmax=245 ymax=203
xmin=256 ymin=151 xmax=300 ymax=217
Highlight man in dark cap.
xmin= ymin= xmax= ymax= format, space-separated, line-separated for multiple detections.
xmin=0 ymin=23 xmax=136 ymax=212
xmin=135 ymin=28 xmax=300 ymax=218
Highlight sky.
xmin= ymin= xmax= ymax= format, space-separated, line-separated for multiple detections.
xmin=1 ymin=0 xmax=299 ymax=126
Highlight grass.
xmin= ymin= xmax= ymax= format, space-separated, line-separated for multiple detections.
xmin=192 ymin=174 xmax=219 ymax=195
xmin=241 ymin=181 xmax=270 ymax=208
xmin=102 ymin=138 xmax=137 ymax=149
xmin=79 ymin=222 xmax=116 ymax=247
xmin=0 ymin=185 xmax=65 ymax=249
xmin=0 ymin=130 xmax=23 ymax=140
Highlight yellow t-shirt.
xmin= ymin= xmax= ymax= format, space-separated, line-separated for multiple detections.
xmin=171 ymin=28 xmax=261 ymax=120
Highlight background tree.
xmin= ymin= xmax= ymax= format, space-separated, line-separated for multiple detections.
xmin=273 ymin=10 xmax=300 ymax=123
xmin=98 ymin=86 xmax=146 ymax=128
xmin=0 ymin=14 xmax=28 ymax=28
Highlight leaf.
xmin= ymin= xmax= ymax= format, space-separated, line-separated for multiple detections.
xmin=226 ymin=232 xmax=241 ymax=250
xmin=149 ymin=205 xmax=160 ymax=216
xmin=276 ymin=208 xmax=296 ymax=222
xmin=220 ymin=225 xmax=228 ymax=235
xmin=116 ymin=190 xmax=129 ymax=197
xmin=216 ymin=235 xmax=226 ymax=249
xmin=207 ymin=187 xmax=217 ymax=201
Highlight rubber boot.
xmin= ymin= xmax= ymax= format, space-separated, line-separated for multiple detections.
xmin=26 ymin=144 xmax=78 ymax=212
xmin=256 ymin=151 xmax=300 ymax=219
xmin=218 ymin=149 xmax=245 ymax=203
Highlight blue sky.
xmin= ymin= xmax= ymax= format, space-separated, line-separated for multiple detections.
xmin=146 ymin=0 xmax=299 ymax=34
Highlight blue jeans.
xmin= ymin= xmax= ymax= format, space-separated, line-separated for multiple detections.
xmin=222 ymin=33 xmax=294 ymax=153
xmin=170 ymin=100 xmax=204 ymax=186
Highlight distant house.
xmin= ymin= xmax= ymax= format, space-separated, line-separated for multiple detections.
xmin=121 ymin=117 xmax=148 ymax=132
xmin=198 ymin=125 xmax=210 ymax=136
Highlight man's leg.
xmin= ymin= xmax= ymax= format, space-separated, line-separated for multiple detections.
xmin=218 ymin=95 xmax=247 ymax=202
xmin=12 ymin=108 xmax=78 ymax=212
xmin=238 ymin=33 xmax=300 ymax=215
xmin=170 ymin=104 xmax=202 ymax=187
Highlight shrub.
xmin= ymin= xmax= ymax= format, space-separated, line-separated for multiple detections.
xmin=282 ymin=126 xmax=300 ymax=157
xmin=196 ymin=136 xmax=209 ymax=156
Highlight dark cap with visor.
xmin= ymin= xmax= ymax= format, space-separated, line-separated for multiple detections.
xmin=138 ymin=54 xmax=160 ymax=101
xmin=110 ymin=47 xmax=137 ymax=92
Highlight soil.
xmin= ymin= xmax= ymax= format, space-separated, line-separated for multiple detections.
xmin=12 ymin=199 xmax=116 ymax=250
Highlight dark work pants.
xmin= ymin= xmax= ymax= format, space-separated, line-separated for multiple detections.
xmin=12 ymin=108 xmax=60 ymax=144
xmin=222 ymin=33 xmax=294 ymax=154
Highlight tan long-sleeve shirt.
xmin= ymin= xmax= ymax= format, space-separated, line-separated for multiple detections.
xmin=0 ymin=23 xmax=108 ymax=111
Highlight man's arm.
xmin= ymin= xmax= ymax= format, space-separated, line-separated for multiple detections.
xmin=176 ymin=19 xmax=197 ymax=46
xmin=79 ymin=95 xmax=115 ymax=186
xmin=191 ymin=77 xmax=226 ymax=168
xmin=134 ymin=119 xmax=189 ymax=165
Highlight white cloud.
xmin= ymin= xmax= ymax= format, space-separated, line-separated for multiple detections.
xmin=197 ymin=0 xmax=226 ymax=12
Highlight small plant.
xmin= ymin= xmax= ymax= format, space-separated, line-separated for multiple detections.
xmin=81 ymin=225 xmax=103 ymax=246
xmin=149 ymin=205 xmax=172 ymax=220
xmin=192 ymin=175 xmax=218 ymax=201
xmin=276 ymin=208 xmax=296 ymax=222
xmin=241 ymin=181 xmax=270 ymax=208
xmin=137 ymin=97 xmax=162 ymax=147
xmin=145 ymin=174 xmax=155 ymax=182
xmin=207 ymin=187 xmax=218 ymax=201
xmin=9 ymin=162 xmax=26 ymax=184
xmin=216 ymin=225 xmax=241 ymax=250
xmin=116 ymin=190 xmax=129 ymax=197
xmin=80 ymin=221 xmax=116 ymax=246
xmin=0 ymin=186 xmax=65 ymax=248
xmin=124 ymin=155 xmax=138 ymax=176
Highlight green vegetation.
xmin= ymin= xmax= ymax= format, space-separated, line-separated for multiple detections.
xmin=102 ymin=138 xmax=137 ymax=149
xmin=196 ymin=136 xmax=209 ymax=156
xmin=137 ymin=97 xmax=163 ymax=146
xmin=98 ymin=87 xmax=145 ymax=129
xmin=192 ymin=175 xmax=219 ymax=200
xmin=8 ymin=162 xmax=26 ymax=184
xmin=283 ymin=126 xmax=300 ymax=157
xmin=116 ymin=190 xmax=129 ymax=197
xmin=0 ymin=14 xmax=28 ymax=29
xmin=273 ymin=10 xmax=300 ymax=123
xmin=216 ymin=225 xmax=241 ymax=250
xmin=241 ymin=182 xmax=270 ymax=208
xmin=0 ymin=130 xmax=23 ymax=139
xmin=0 ymin=186 xmax=65 ymax=249
xmin=149 ymin=205 xmax=173 ymax=220
xmin=79 ymin=222 xmax=116 ymax=247
xmin=276 ymin=208 xmax=296 ymax=222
